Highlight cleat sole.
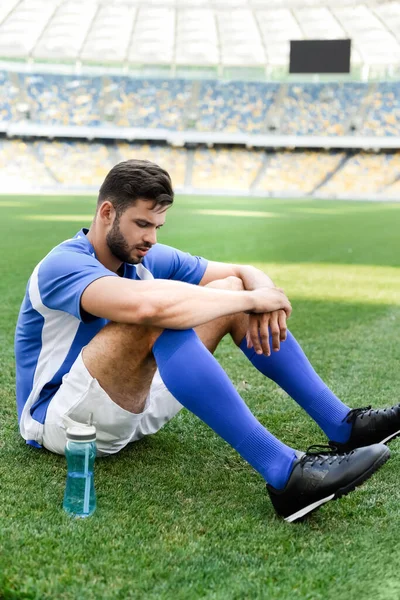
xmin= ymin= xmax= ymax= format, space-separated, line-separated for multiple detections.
xmin=284 ymin=494 xmax=335 ymax=522
xmin=380 ymin=429 xmax=400 ymax=445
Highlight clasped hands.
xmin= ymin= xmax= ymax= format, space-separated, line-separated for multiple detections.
xmin=246 ymin=287 xmax=291 ymax=357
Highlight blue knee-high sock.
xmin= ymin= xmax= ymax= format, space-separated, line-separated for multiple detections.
xmin=239 ymin=331 xmax=352 ymax=443
xmin=153 ymin=329 xmax=296 ymax=489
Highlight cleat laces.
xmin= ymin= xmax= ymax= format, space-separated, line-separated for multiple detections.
xmin=344 ymin=406 xmax=372 ymax=423
xmin=300 ymin=444 xmax=354 ymax=467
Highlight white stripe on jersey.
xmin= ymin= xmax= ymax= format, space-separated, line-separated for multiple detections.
xmin=136 ymin=263 xmax=154 ymax=280
xmin=19 ymin=256 xmax=80 ymax=444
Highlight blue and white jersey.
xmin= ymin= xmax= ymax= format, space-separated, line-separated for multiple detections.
xmin=15 ymin=228 xmax=208 ymax=448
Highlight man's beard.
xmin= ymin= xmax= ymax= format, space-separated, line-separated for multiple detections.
xmin=106 ymin=219 xmax=149 ymax=264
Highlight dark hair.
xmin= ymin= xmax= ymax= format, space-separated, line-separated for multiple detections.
xmin=98 ymin=159 xmax=174 ymax=214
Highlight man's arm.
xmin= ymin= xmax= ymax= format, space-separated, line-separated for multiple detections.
xmin=199 ymin=261 xmax=288 ymax=356
xmin=199 ymin=261 xmax=275 ymax=290
xmin=81 ymin=275 xmax=291 ymax=331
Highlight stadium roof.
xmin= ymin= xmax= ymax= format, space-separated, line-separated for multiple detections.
xmin=0 ymin=0 xmax=399 ymax=68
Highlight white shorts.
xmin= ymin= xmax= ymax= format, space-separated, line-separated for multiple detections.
xmin=42 ymin=351 xmax=183 ymax=456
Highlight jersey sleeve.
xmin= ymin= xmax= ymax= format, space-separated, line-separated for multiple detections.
xmin=37 ymin=249 xmax=118 ymax=321
xmin=143 ymin=243 xmax=208 ymax=284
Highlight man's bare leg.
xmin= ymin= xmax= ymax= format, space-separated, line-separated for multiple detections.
xmin=82 ymin=276 xmax=248 ymax=413
xmin=82 ymin=275 xmax=302 ymax=493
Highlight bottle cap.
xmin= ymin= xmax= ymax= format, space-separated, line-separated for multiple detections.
xmin=66 ymin=425 xmax=96 ymax=442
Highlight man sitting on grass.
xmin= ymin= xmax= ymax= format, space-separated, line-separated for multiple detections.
xmin=15 ymin=160 xmax=400 ymax=522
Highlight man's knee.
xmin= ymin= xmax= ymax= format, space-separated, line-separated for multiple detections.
xmin=205 ymin=275 xmax=244 ymax=292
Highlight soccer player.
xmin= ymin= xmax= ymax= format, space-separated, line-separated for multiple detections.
xmin=15 ymin=160 xmax=400 ymax=522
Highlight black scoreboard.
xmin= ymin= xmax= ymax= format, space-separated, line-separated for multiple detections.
xmin=289 ymin=39 xmax=351 ymax=74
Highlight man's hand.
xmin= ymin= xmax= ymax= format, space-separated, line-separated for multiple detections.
xmin=199 ymin=262 xmax=291 ymax=355
xmin=248 ymin=286 xmax=291 ymax=317
xmin=246 ymin=287 xmax=290 ymax=355
xmin=246 ymin=310 xmax=288 ymax=356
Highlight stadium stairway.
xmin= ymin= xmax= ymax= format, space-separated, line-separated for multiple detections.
xmin=311 ymin=152 xmax=351 ymax=195
xmin=184 ymin=81 xmax=201 ymax=129
xmin=184 ymin=148 xmax=195 ymax=188
xmin=381 ymin=169 xmax=400 ymax=194
xmin=360 ymin=82 xmax=382 ymax=133
xmin=344 ymin=82 xmax=378 ymax=135
xmin=107 ymin=143 xmax=124 ymax=165
xmin=30 ymin=143 xmax=59 ymax=183
xmin=100 ymin=76 xmax=118 ymax=123
xmin=250 ymin=152 xmax=270 ymax=191
xmin=265 ymin=83 xmax=288 ymax=133
xmin=8 ymin=71 xmax=23 ymax=121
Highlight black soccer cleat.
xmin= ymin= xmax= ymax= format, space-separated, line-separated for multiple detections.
xmin=266 ymin=443 xmax=390 ymax=523
xmin=329 ymin=405 xmax=400 ymax=453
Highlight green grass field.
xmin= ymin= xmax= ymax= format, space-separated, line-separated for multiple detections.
xmin=1 ymin=194 xmax=400 ymax=600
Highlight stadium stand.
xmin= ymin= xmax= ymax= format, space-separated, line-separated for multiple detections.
xmin=117 ymin=143 xmax=187 ymax=187
xmin=195 ymin=81 xmax=279 ymax=133
xmin=318 ymin=152 xmax=400 ymax=196
xmin=256 ymin=151 xmax=346 ymax=195
xmin=0 ymin=139 xmax=54 ymax=187
xmin=385 ymin=178 xmax=400 ymax=198
xmin=361 ymin=82 xmax=400 ymax=137
xmin=0 ymin=71 xmax=15 ymax=123
xmin=24 ymin=73 xmax=102 ymax=126
xmin=191 ymin=148 xmax=265 ymax=190
xmin=14 ymin=73 xmax=192 ymax=129
xmin=34 ymin=141 xmax=115 ymax=185
xmin=111 ymin=79 xmax=192 ymax=130
xmin=0 ymin=140 xmax=187 ymax=189
xmin=2 ymin=69 xmax=400 ymax=137
xmin=1 ymin=139 xmax=400 ymax=200
xmin=0 ymin=64 xmax=400 ymax=199
xmin=278 ymin=83 xmax=368 ymax=136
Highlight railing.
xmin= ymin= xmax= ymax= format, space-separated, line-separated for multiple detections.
xmin=3 ymin=120 xmax=400 ymax=150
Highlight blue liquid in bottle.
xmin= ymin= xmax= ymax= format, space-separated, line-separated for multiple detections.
xmin=63 ymin=426 xmax=97 ymax=518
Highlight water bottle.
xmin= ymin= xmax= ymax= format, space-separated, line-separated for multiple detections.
xmin=63 ymin=424 xmax=97 ymax=518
